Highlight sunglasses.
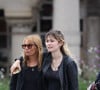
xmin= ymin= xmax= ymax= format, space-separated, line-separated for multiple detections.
xmin=22 ymin=44 xmax=35 ymax=49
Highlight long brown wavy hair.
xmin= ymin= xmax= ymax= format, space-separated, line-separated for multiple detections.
xmin=45 ymin=30 xmax=72 ymax=57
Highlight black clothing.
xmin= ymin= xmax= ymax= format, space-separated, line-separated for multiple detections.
xmin=95 ymin=72 xmax=100 ymax=83
xmin=22 ymin=66 xmax=41 ymax=90
xmin=44 ymin=66 xmax=60 ymax=90
xmin=42 ymin=52 xmax=79 ymax=90
xmin=10 ymin=65 xmax=43 ymax=90
xmin=10 ymin=52 xmax=78 ymax=90
xmin=95 ymin=72 xmax=100 ymax=90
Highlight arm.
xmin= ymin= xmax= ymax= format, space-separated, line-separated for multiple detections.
xmin=67 ymin=60 xmax=79 ymax=90
xmin=10 ymin=56 xmax=23 ymax=74
xmin=9 ymin=73 xmax=18 ymax=90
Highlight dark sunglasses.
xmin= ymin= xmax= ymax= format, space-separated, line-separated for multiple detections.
xmin=22 ymin=44 xmax=34 ymax=49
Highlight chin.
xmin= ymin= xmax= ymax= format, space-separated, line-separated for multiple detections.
xmin=47 ymin=50 xmax=52 ymax=52
xmin=25 ymin=54 xmax=30 ymax=56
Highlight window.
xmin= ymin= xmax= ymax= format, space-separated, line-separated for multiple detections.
xmin=40 ymin=4 xmax=53 ymax=16
xmin=0 ymin=9 xmax=4 ymax=17
xmin=39 ymin=0 xmax=53 ymax=32
xmin=40 ymin=19 xmax=52 ymax=32
xmin=80 ymin=19 xmax=83 ymax=32
xmin=32 ymin=25 xmax=37 ymax=32
xmin=80 ymin=19 xmax=84 ymax=47
xmin=0 ymin=19 xmax=7 ymax=48
xmin=0 ymin=35 xmax=7 ymax=48
xmin=32 ymin=0 xmax=53 ymax=48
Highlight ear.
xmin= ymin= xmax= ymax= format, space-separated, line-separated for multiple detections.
xmin=59 ymin=41 xmax=64 ymax=47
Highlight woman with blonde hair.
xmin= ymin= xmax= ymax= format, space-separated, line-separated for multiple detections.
xmin=10 ymin=34 xmax=43 ymax=90
xmin=10 ymin=30 xmax=78 ymax=90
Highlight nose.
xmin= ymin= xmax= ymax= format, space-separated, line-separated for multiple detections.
xmin=46 ymin=41 xmax=51 ymax=46
xmin=25 ymin=46 xmax=29 ymax=49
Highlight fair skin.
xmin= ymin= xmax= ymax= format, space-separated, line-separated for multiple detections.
xmin=45 ymin=35 xmax=63 ymax=71
xmin=11 ymin=35 xmax=64 ymax=72
xmin=11 ymin=40 xmax=38 ymax=74
xmin=23 ymin=39 xmax=38 ymax=67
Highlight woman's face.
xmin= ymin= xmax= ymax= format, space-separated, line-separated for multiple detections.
xmin=22 ymin=39 xmax=38 ymax=56
xmin=45 ymin=35 xmax=62 ymax=52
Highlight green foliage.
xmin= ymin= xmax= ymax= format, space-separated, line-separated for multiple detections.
xmin=79 ymin=74 xmax=97 ymax=90
xmin=0 ymin=76 xmax=97 ymax=90
xmin=79 ymin=77 xmax=89 ymax=90
xmin=0 ymin=77 xmax=9 ymax=90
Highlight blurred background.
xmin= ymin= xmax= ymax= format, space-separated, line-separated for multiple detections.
xmin=0 ymin=0 xmax=100 ymax=90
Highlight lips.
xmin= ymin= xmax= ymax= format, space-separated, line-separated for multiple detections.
xmin=47 ymin=47 xmax=53 ymax=49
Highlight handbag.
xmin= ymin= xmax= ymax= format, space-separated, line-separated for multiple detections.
xmin=87 ymin=82 xmax=95 ymax=90
xmin=87 ymin=81 xmax=100 ymax=90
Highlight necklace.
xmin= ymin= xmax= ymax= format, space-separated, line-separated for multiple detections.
xmin=27 ymin=65 xmax=37 ymax=72
xmin=32 ymin=68 xmax=34 ymax=71
xmin=51 ymin=64 xmax=59 ymax=71
xmin=51 ymin=56 xmax=63 ymax=71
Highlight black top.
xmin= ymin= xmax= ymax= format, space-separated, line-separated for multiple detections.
xmin=95 ymin=72 xmax=100 ymax=90
xmin=42 ymin=52 xmax=78 ymax=90
xmin=22 ymin=66 xmax=42 ymax=90
xmin=44 ymin=66 xmax=60 ymax=90
xmin=10 ymin=53 xmax=78 ymax=90
xmin=10 ymin=65 xmax=43 ymax=90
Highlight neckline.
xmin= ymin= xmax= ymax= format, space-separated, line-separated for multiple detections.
xmin=26 ymin=65 xmax=38 ymax=71
xmin=27 ymin=65 xmax=38 ymax=68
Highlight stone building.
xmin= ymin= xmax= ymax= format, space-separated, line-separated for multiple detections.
xmin=0 ymin=0 xmax=100 ymax=74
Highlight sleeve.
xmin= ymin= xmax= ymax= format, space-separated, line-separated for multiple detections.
xmin=95 ymin=72 xmax=100 ymax=90
xmin=9 ymin=74 xmax=18 ymax=90
xmin=40 ymin=71 xmax=47 ymax=90
xmin=95 ymin=72 xmax=100 ymax=83
xmin=15 ymin=56 xmax=23 ymax=61
xmin=67 ymin=60 xmax=79 ymax=90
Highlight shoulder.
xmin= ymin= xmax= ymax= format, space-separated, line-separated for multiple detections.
xmin=63 ymin=56 xmax=78 ymax=75
xmin=63 ymin=55 xmax=77 ymax=68
xmin=63 ymin=55 xmax=74 ymax=64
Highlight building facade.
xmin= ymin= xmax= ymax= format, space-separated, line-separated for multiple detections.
xmin=0 ymin=0 xmax=100 ymax=74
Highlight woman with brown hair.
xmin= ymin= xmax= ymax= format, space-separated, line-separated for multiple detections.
xmin=42 ymin=30 xmax=78 ymax=90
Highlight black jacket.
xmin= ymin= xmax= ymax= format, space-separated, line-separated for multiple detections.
xmin=42 ymin=53 xmax=79 ymax=90
xmin=95 ymin=72 xmax=100 ymax=89
xmin=10 ymin=53 xmax=78 ymax=90
xmin=10 ymin=57 xmax=43 ymax=90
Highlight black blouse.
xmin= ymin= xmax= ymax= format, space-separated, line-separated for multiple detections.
xmin=22 ymin=66 xmax=42 ymax=90
xmin=44 ymin=66 xmax=61 ymax=90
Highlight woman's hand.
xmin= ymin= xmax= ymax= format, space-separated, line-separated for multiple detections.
xmin=10 ymin=60 xmax=21 ymax=74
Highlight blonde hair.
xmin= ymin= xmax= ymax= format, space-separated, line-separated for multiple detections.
xmin=45 ymin=30 xmax=72 ymax=57
xmin=23 ymin=34 xmax=43 ymax=69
